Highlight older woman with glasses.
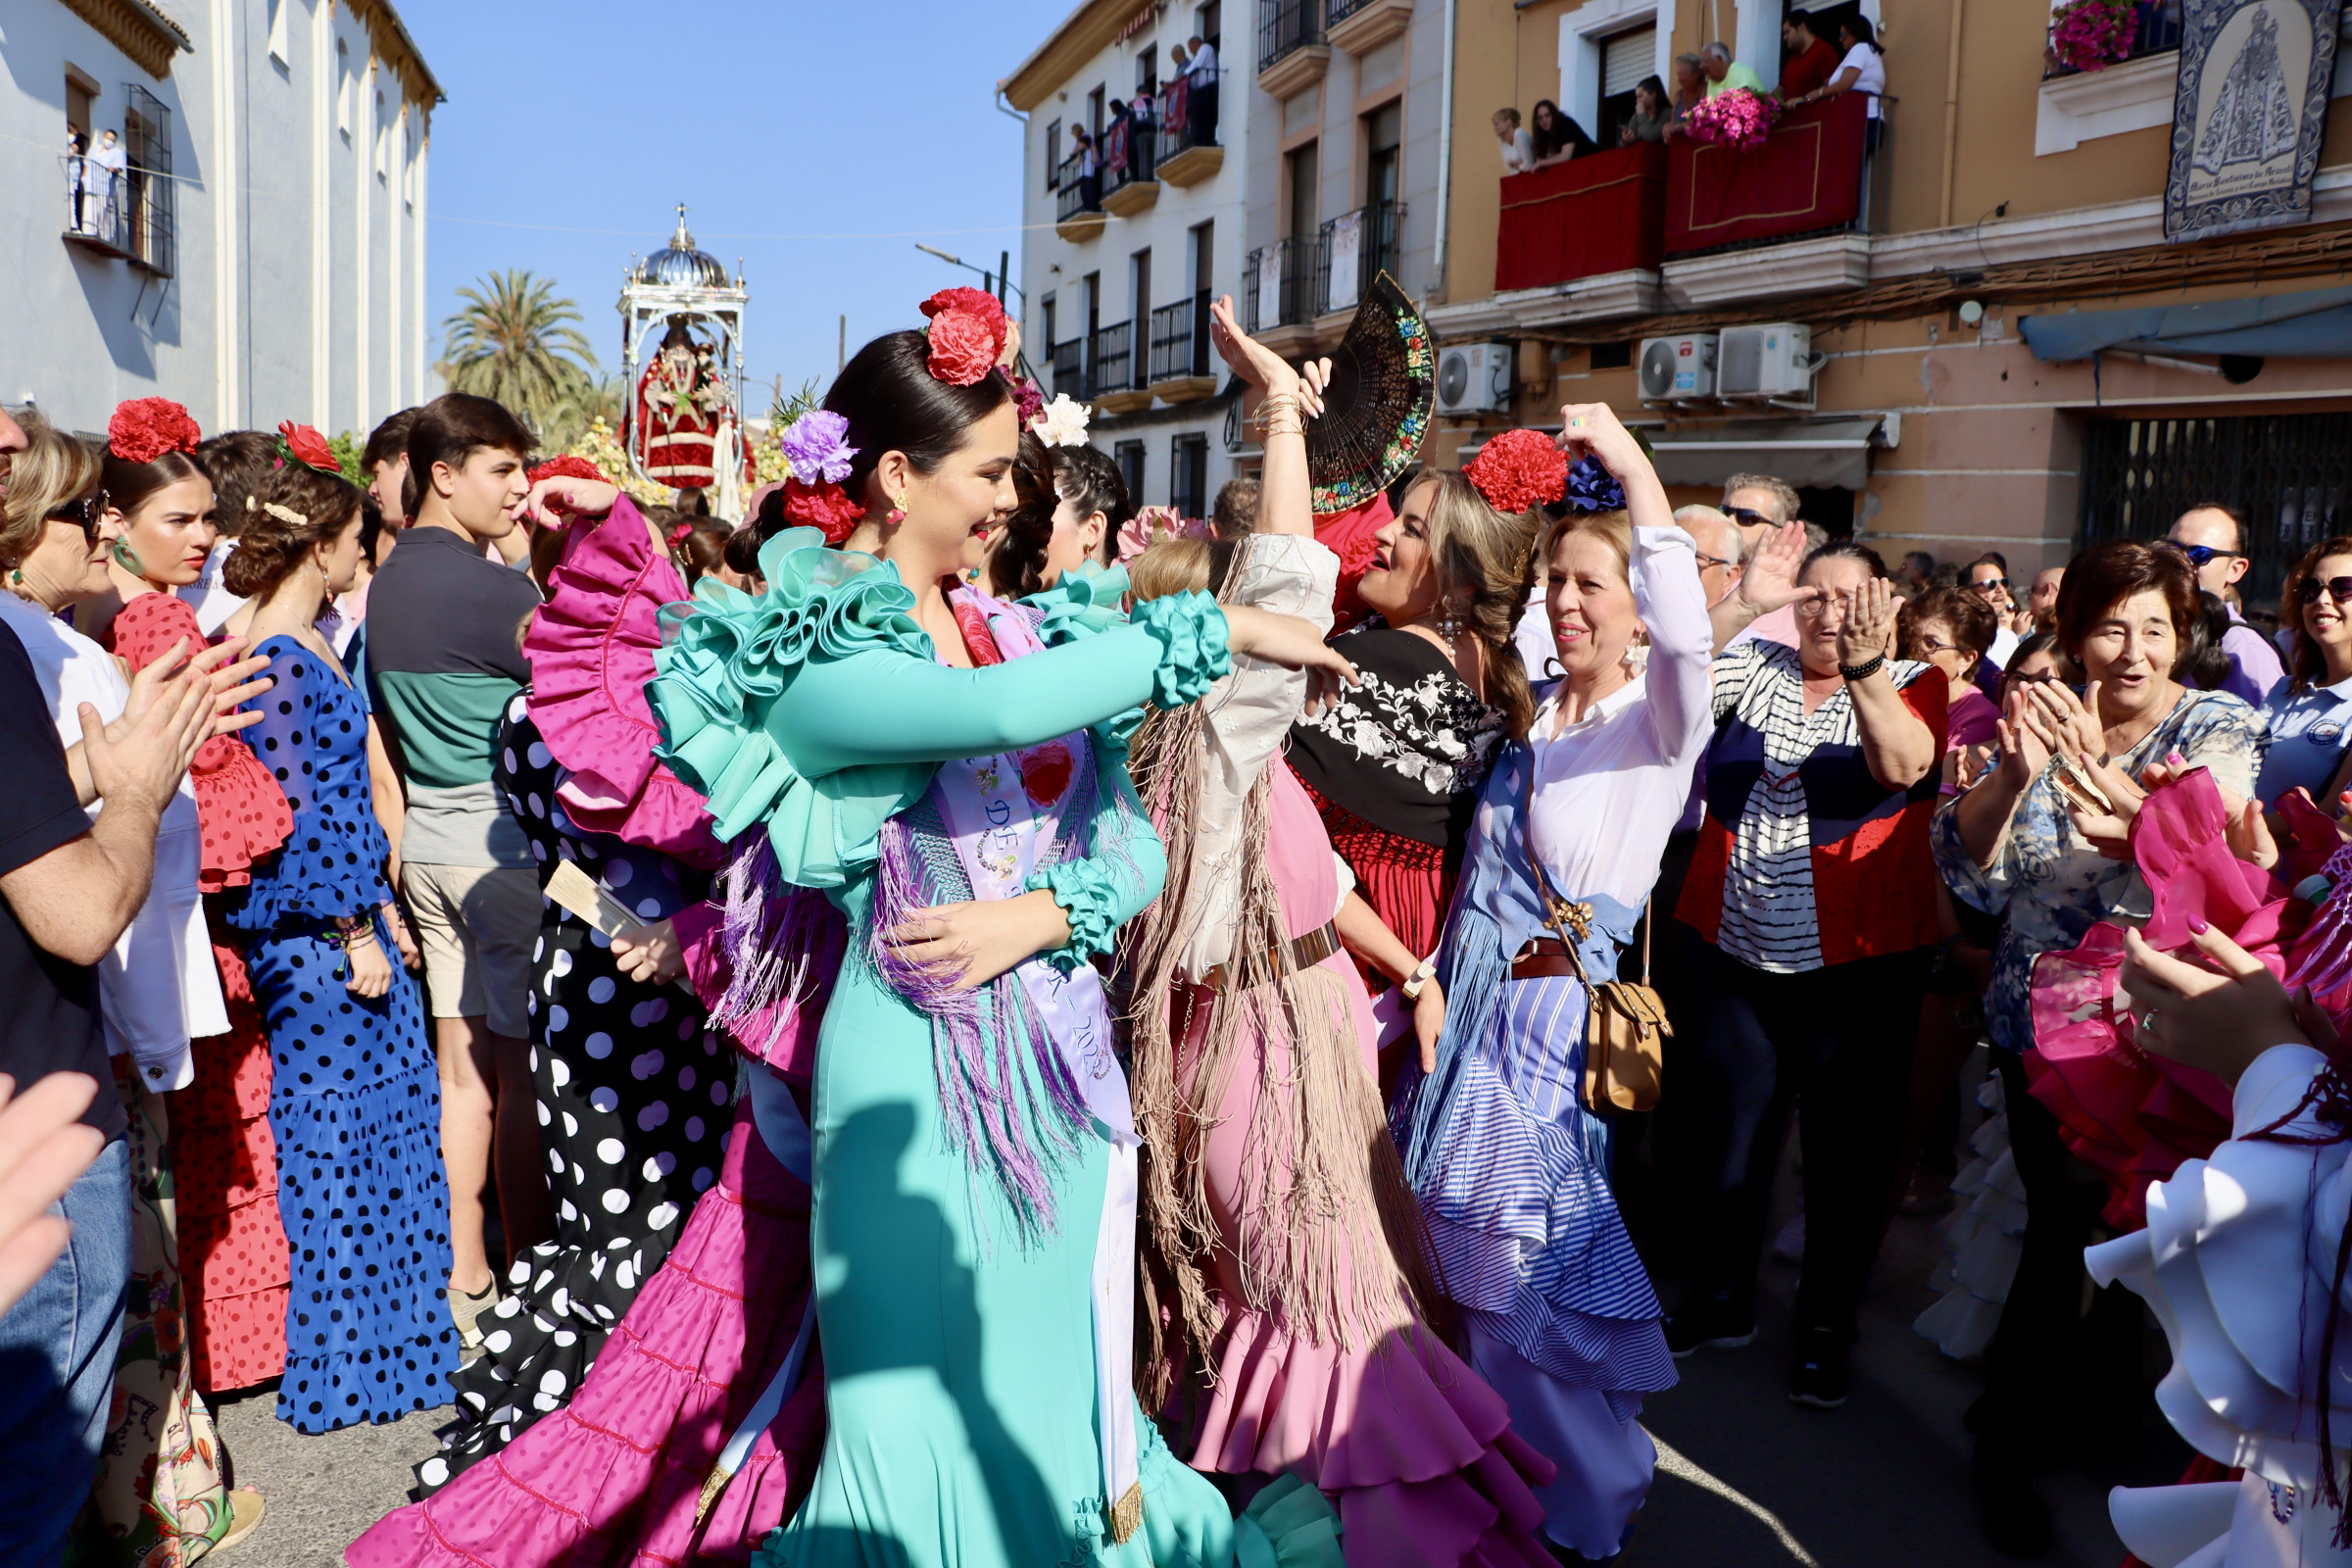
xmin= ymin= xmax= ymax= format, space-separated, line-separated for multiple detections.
xmin=2256 ymin=535 xmax=2352 ymax=808
xmin=1898 ymin=585 xmax=2001 ymax=797
xmin=1934 ymin=538 xmax=2262 ymax=1552
xmin=1670 ymin=535 xmax=1946 ymax=1409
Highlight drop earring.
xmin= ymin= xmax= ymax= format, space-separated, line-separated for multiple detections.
xmin=886 ymin=492 xmax=908 ymax=525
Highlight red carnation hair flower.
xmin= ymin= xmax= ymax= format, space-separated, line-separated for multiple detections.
xmin=276 ymin=420 xmax=338 ymax=475
xmin=921 ymin=287 xmax=1009 ymax=387
xmin=781 ymin=476 xmax=866 ymax=546
xmin=1464 ymin=428 xmax=1568 ymax=516
xmin=529 ymin=455 xmax=609 ymax=487
xmin=108 ymin=398 xmax=202 ymax=466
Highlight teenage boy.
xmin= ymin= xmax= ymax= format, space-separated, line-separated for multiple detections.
xmin=363 ymin=392 xmax=550 ymax=1354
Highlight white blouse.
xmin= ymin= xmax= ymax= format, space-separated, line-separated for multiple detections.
xmin=0 ymin=594 xmax=222 ymax=1090
xmin=1519 ymin=525 xmax=1714 ymax=909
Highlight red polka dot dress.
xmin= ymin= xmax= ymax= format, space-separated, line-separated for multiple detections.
xmin=110 ymin=591 xmax=298 ymax=1394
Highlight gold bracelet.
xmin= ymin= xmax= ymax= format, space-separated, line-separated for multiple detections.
xmin=1250 ymin=391 xmax=1303 ymax=437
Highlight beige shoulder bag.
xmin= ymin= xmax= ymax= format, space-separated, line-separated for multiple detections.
xmin=1519 ymin=783 xmax=1672 ymax=1115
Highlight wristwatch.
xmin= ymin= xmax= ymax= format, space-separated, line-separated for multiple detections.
xmin=1838 ymin=654 xmax=1886 ymax=683
xmin=1399 ymin=958 xmax=1438 ymax=1002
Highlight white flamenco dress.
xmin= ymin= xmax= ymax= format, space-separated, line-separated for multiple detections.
xmin=2090 ymin=1044 xmax=2352 ymax=1568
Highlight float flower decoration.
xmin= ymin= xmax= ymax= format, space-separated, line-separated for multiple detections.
xmin=1031 ymin=393 xmax=1093 ymax=449
xmin=1465 ymin=428 xmax=1569 ymax=515
xmin=529 ymin=455 xmax=611 ymax=487
xmin=1681 ymin=86 xmax=1781 ymax=150
xmin=2048 ymin=0 xmax=2136 ymax=72
xmin=109 ymin=398 xmax=201 ymax=464
xmin=920 ymin=287 xmax=1009 ymax=387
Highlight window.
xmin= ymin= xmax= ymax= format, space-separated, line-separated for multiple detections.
xmin=1591 ymin=340 xmax=1634 ymax=369
xmin=403 ymin=111 xmax=418 ymax=210
xmin=1136 ymin=45 xmax=1158 ymax=96
xmin=267 ymin=0 xmax=289 ymax=66
xmin=1198 ymin=0 xmax=1221 ymax=54
xmin=1130 ymin=248 xmax=1152 ymax=335
xmin=336 ymin=39 xmax=353 ymax=139
xmin=374 ymin=91 xmax=389 ymax=179
xmin=122 ymin=84 xmax=172 ymax=275
xmin=1285 ymin=142 xmax=1319 ymax=241
xmin=1598 ymin=25 xmax=1655 ymax=146
xmin=1088 ymin=85 xmax=1105 ymax=142
xmin=1116 ymin=440 xmax=1147 ymax=505
xmin=1171 ymin=433 xmax=1209 ymax=517
xmin=1041 ymin=293 xmax=1057 ymax=353
xmin=1189 ymin=220 xmax=1213 ymax=293
xmin=1046 ymin=119 xmax=1061 ymax=189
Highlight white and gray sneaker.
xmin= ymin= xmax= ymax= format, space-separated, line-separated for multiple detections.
xmin=449 ymin=1280 xmax=500 ymax=1363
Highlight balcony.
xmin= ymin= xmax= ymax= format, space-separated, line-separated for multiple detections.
xmin=1246 ymin=238 xmax=1319 ymax=358
xmin=1326 ymin=0 xmax=1411 ymax=55
xmin=1314 ymin=200 xmax=1403 ymax=319
xmin=1054 ymin=151 xmax=1106 ymax=242
xmin=1149 ymin=292 xmax=1218 ymax=403
xmin=60 ymin=159 xmax=173 ymax=274
xmin=1051 ymin=334 xmax=1088 ymax=400
xmin=1092 ymin=320 xmax=1152 ymax=413
xmin=1256 ymin=0 xmax=1331 ymax=98
xmin=2043 ymin=0 xmax=2182 ymax=78
xmin=1154 ymin=74 xmax=1225 ymax=188
xmin=1659 ymin=94 xmax=1887 ymax=297
xmin=1101 ymin=119 xmax=1160 ymax=217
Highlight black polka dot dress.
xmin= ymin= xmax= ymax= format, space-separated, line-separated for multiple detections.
xmin=226 ymin=636 xmax=457 ymax=1434
xmin=412 ymin=696 xmax=730 ymax=1494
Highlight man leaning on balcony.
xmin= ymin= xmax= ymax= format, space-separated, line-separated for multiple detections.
xmin=1700 ymin=40 xmax=1765 ymax=98
xmin=1780 ymin=14 xmax=1840 ymax=99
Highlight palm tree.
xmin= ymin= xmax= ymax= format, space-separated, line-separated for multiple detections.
xmin=437 ymin=270 xmax=599 ymax=439
xmin=540 ymin=373 xmax=627 ymax=456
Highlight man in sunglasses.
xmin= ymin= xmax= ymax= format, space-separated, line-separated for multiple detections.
xmin=1965 ymin=555 xmax=2023 ymax=681
xmin=2168 ymin=501 xmax=2283 ymax=704
xmin=1720 ymin=472 xmax=1802 ymax=648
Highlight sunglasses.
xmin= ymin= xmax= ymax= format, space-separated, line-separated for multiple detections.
xmin=1725 ymin=507 xmax=1774 ymax=528
xmin=47 ymin=490 xmax=110 ymax=542
xmin=1970 ymin=576 xmax=2010 ymax=592
xmin=2296 ymin=575 xmax=2352 ymax=606
xmin=2167 ymin=543 xmax=2241 ymax=568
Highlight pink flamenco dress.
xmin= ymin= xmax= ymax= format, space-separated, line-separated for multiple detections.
xmin=2023 ymin=766 xmax=2325 ymax=1228
xmin=108 ymin=589 xmax=298 ymax=1396
xmin=349 ymin=506 xmax=839 ymax=1567
xmin=1120 ymin=534 xmax=1558 ymax=1568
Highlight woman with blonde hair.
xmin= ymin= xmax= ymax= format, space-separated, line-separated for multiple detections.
xmin=1287 ymin=457 xmax=1542 ymax=990
xmin=1395 ymin=411 xmax=1707 ymax=1560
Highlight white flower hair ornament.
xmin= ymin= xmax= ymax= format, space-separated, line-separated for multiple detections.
xmin=1030 ymin=394 xmax=1093 ymax=449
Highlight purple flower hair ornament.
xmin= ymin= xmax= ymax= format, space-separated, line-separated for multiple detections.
xmin=780 ymin=409 xmax=857 ymax=487
xmin=1566 ymin=454 xmax=1627 ymax=514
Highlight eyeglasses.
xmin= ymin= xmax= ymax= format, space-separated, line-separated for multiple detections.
xmin=2006 ymin=671 xmax=2061 ymax=688
xmin=1914 ymin=635 xmax=1965 ymax=656
xmin=2166 ymin=543 xmax=2242 ymax=568
xmin=1725 ymin=507 xmax=1774 ymax=529
xmin=46 ymin=490 xmax=110 ymax=542
xmin=1969 ymin=576 xmax=2009 ymax=592
xmin=2296 ymin=575 xmax=2352 ymax=606
xmin=1693 ymin=553 xmax=1734 ymax=570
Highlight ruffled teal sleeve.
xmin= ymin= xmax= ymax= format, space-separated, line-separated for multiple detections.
xmin=649 ymin=529 xmax=1228 ymax=889
xmin=1024 ymin=747 xmax=1165 ymax=971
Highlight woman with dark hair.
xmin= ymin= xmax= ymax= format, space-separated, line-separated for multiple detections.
xmin=1619 ymin=75 xmax=1671 ymax=143
xmin=1287 ymin=464 xmax=1543 ymax=983
xmin=1897 ymin=583 xmax=2002 ymax=794
xmin=220 ymin=456 xmax=455 ymax=1435
xmin=984 ymin=428 xmax=1065 ymax=600
xmin=1936 ymin=538 xmax=2261 ymax=1551
xmin=1529 ymin=97 xmax=1596 ymax=165
xmin=181 ymin=429 xmax=281 ymax=635
xmin=2257 ymin=534 xmax=2352 ymax=806
xmin=1670 ymin=535 xmax=1945 ymax=1408
xmin=1396 ymin=409 xmax=1707 ymax=1560
xmin=2182 ymin=590 xmax=2237 ymax=692
xmin=95 ymin=408 xmax=300 ymax=1407
xmin=1792 ymin=15 xmax=1888 ymax=153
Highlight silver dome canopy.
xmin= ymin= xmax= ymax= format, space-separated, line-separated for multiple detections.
xmin=637 ymin=205 xmax=730 ymax=288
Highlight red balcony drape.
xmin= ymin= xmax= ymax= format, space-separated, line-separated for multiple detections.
xmin=1494 ymin=141 xmax=1669 ymax=293
xmin=1664 ymin=93 xmax=1868 ymax=255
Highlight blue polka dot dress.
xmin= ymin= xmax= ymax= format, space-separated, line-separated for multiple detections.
xmin=228 ymin=635 xmax=458 ymax=1433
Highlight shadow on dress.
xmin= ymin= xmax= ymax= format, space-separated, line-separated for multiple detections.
xmin=777 ymin=1100 xmax=1068 ymax=1568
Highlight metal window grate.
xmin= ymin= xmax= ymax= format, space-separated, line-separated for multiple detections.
xmin=1149 ymin=292 xmax=1212 ymax=382
xmin=1051 ymin=335 xmax=1087 ymax=400
xmin=124 ymin=83 xmax=173 ymax=276
xmin=2078 ymin=412 xmax=2352 ymax=608
xmin=1258 ymin=0 xmax=1324 ymax=71
xmin=1092 ymin=319 xmax=1133 ymax=394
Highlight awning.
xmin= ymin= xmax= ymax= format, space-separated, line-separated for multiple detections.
xmin=1643 ymin=416 xmax=1891 ymax=489
xmin=2020 ymin=284 xmax=2352 ymax=364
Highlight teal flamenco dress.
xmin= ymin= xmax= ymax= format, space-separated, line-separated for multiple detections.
xmin=650 ymin=531 xmax=1251 ymax=1568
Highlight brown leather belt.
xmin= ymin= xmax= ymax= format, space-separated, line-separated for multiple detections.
xmin=1510 ymin=936 xmax=1583 ymax=981
xmin=1200 ymin=919 xmax=1342 ymax=994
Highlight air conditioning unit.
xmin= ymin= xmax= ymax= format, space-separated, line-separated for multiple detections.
xmin=1638 ymin=333 xmax=1717 ymax=403
xmin=1435 ymin=342 xmax=1513 ymax=415
xmin=1716 ymin=323 xmax=1819 ymax=403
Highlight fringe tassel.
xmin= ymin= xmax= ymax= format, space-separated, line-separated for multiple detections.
xmin=1106 ymin=1480 xmax=1145 ymax=1545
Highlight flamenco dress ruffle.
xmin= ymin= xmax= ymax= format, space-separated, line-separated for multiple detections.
xmin=1913 ymin=1073 xmax=2028 ymax=1360
xmin=109 ymin=592 xmax=296 ymax=1396
xmin=1179 ymin=771 xmax=1558 ymax=1568
xmin=2023 ymin=766 xmax=2285 ymax=1229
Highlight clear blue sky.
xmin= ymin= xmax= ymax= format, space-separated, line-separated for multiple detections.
xmin=399 ymin=0 xmax=1073 ymax=410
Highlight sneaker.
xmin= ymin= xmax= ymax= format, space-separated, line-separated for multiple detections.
xmin=1663 ymin=1296 xmax=1755 ymax=1358
xmin=450 ymin=1280 xmax=499 ymax=1361
xmin=1788 ymin=1330 xmax=1849 ymax=1408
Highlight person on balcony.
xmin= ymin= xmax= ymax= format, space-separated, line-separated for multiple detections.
xmin=1529 ymin=99 xmax=1597 ymax=166
xmin=1070 ymin=126 xmax=1100 ymax=210
xmin=88 ymin=128 xmax=126 ymax=241
xmin=1791 ymin=17 xmax=1888 ymax=152
xmin=1493 ymin=107 xmax=1539 ymax=173
xmin=1779 ymin=12 xmax=1842 ymax=99
xmin=1664 ymin=54 xmax=1707 ymax=138
xmin=1699 ymin=41 xmax=1766 ymax=98
xmin=1184 ymin=32 xmax=1218 ymax=144
xmin=1618 ymin=76 xmax=1671 ymax=144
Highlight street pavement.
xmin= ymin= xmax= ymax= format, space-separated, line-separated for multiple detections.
xmin=215 ymin=1093 xmax=2180 ymax=1566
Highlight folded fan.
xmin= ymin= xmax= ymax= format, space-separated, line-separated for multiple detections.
xmin=1306 ymin=272 xmax=1435 ymax=515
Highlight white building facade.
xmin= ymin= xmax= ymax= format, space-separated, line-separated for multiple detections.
xmin=1 ymin=0 xmax=439 ymax=440
xmin=1004 ymin=0 xmax=1246 ymax=517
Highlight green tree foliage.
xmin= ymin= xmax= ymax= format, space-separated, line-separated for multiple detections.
xmin=437 ymin=270 xmax=599 ymax=444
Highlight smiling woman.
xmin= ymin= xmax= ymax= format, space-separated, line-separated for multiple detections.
xmin=2259 ymin=535 xmax=2352 ymax=805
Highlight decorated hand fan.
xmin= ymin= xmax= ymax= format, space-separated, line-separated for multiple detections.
xmin=1306 ymin=272 xmax=1435 ymax=515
